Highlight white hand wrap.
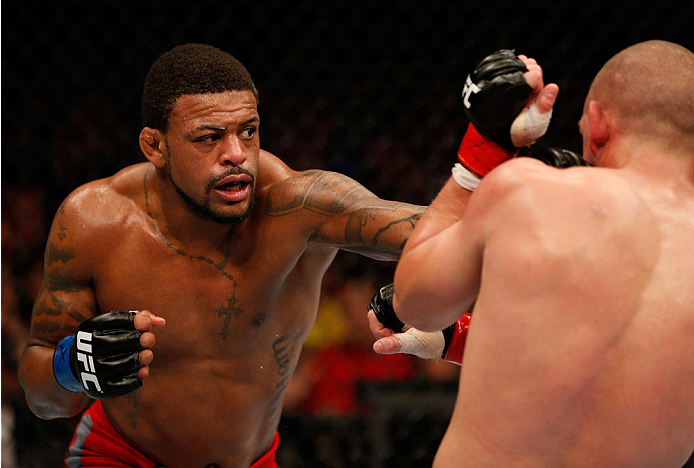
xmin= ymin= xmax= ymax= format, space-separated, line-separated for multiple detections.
xmin=397 ymin=328 xmax=445 ymax=360
xmin=451 ymin=163 xmax=482 ymax=191
xmin=510 ymin=102 xmax=552 ymax=147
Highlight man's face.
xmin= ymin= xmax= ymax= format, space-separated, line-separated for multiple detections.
xmin=163 ymin=90 xmax=260 ymax=224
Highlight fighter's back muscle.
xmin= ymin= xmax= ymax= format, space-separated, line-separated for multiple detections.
xmin=448 ymin=160 xmax=694 ymax=466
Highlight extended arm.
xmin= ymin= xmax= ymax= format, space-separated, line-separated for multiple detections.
xmin=265 ymin=169 xmax=425 ymax=260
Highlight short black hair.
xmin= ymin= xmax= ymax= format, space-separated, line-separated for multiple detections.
xmin=142 ymin=43 xmax=259 ymax=131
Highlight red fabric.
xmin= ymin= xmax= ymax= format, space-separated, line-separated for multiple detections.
xmin=66 ymin=400 xmax=161 ymax=468
xmin=443 ymin=312 xmax=472 ymax=366
xmin=250 ymin=431 xmax=279 ymax=468
xmin=66 ymin=400 xmax=279 ymax=468
xmin=300 ymin=344 xmax=415 ymax=415
xmin=457 ymin=123 xmax=516 ymax=177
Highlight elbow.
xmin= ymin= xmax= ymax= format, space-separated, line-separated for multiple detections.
xmin=392 ymin=288 xmax=445 ymax=332
xmin=25 ymin=397 xmax=60 ymax=421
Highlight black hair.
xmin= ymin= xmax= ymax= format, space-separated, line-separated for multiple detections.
xmin=141 ymin=43 xmax=259 ymax=131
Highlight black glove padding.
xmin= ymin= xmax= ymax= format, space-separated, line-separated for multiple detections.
xmin=524 ymin=147 xmax=592 ymax=168
xmin=69 ymin=310 xmax=143 ymax=399
xmin=369 ymin=283 xmax=405 ymax=333
xmin=463 ymin=49 xmax=531 ymax=151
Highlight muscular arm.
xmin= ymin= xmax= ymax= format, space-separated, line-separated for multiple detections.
xmin=393 ymin=174 xmax=492 ymax=332
xmin=17 ymin=198 xmax=97 ymax=419
xmin=265 ymin=170 xmax=425 ymax=260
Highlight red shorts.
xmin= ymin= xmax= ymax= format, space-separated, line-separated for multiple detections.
xmin=66 ymin=400 xmax=279 ymax=468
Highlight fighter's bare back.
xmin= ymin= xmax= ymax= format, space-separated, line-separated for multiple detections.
xmin=433 ymin=159 xmax=694 ymax=467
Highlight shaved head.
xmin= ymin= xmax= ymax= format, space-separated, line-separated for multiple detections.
xmin=586 ymin=40 xmax=694 ymax=139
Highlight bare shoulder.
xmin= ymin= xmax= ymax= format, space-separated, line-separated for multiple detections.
xmin=256 ymin=149 xmax=299 ymax=188
xmin=475 ymin=158 xmax=622 ymax=212
xmin=56 ymin=163 xmax=150 ymax=235
xmin=473 ymin=158 xmax=644 ymax=239
xmin=259 ymin=150 xmax=378 ymax=216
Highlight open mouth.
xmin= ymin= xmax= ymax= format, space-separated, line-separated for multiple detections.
xmin=212 ymin=174 xmax=252 ymax=203
xmin=216 ymin=180 xmax=249 ymax=192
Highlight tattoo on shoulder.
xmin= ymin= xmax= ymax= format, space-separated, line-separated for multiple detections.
xmin=45 ymin=242 xmax=75 ymax=266
xmin=264 ymin=171 xmax=373 ymax=216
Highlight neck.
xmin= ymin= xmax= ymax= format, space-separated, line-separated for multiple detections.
xmin=619 ymin=141 xmax=694 ymax=189
xmin=144 ymin=166 xmax=240 ymax=252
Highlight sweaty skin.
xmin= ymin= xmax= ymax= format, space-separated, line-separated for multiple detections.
xmin=18 ymin=90 xmax=424 ymax=467
xmin=393 ymin=41 xmax=694 ymax=468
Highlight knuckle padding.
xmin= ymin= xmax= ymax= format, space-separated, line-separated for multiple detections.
xmin=465 ymin=49 xmax=531 ymax=151
xmin=88 ymin=310 xmax=136 ymax=331
xmin=91 ymin=330 xmax=143 ymax=356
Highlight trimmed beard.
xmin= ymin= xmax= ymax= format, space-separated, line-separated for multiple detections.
xmin=169 ymin=169 xmax=256 ymax=225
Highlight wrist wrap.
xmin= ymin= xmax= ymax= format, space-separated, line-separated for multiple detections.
xmin=457 ymin=123 xmax=516 ymax=178
xmin=53 ymin=335 xmax=83 ymax=392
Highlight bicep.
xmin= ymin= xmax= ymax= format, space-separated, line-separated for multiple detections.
xmin=28 ymin=202 xmax=97 ymax=347
xmin=307 ymin=171 xmax=425 ymax=260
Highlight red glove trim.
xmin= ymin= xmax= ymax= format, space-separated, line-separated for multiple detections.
xmin=457 ymin=124 xmax=517 ymax=177
xmin=443 ymin=312 xmax=472 ymax=366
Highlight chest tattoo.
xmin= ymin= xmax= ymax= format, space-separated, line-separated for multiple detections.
xmin=144 ymin=170 xmax=244 ymax=340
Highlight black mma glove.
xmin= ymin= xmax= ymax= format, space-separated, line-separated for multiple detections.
xmin=369 ymin=283 xmax=405 ymax=332
xmin=524 ymin=147 xmax=592 ymax=168
xmin=53 ymin=310 xmax=144 ymax=399
xmin=369 ymin=283 xmax=472 ymax=365
xmin=462 ymin=49 xmax=531 ymax=152
xmin=454 ymin=49 xmax=553 ymax=189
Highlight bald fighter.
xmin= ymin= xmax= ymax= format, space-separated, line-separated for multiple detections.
xmin=377 ymin=40 xmax=694 ymax=467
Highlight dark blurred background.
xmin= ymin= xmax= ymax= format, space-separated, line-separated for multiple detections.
xmin=2 ymin=0 xmax=693 ymax=466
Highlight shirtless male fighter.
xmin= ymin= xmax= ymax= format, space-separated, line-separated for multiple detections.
xmin=17 ymin=43 xmax=556 ymax=467
xmin=17 ymin=43 xmax=427 ymax=468
xmin=372 ymin=40 xmax=694 ymax=467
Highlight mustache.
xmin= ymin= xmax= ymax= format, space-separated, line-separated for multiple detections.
xmin=206 ymin=167 xmax=255 ymax=191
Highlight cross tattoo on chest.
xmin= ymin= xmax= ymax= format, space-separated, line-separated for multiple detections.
xmin=215 ymin=295 xmax=244 ymax=340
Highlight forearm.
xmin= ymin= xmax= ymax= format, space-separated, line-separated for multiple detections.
xmin=18 ymin=345 xmax=91 ymax=419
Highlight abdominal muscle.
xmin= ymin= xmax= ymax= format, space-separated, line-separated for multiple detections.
xmin=102 ymin=349 xmax=295 ymax=468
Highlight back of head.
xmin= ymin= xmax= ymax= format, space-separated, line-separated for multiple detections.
xmin=586 ymin=40 xmax=694 ymax=144
xmin=142 ymin=43 xmax=259 ymax=131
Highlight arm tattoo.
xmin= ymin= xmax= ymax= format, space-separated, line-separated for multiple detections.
xmin=31 ymin=285 xmax=88 ymax=342
xmin=45 ymin=241 xmax=75 ymax=266
xmin=57 ymin=220 xmax=68 ymax=242
xmin=264 ymin=170 xmax=374 ymax=217
xmin=265 ymin=170 xmax=424 ymax=248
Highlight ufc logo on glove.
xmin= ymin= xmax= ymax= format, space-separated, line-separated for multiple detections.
xmin=76 ymin=331 xmax=103 ymax=393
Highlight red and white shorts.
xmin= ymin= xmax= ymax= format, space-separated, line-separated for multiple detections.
xmin=66 ymin=400 xmax=279 ymax=468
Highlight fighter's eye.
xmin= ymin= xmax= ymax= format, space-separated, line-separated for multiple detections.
xmin=240 ymin=127 xmax=257 ymax=139
xmin=196 ymin=134 xmax=220 ymax=144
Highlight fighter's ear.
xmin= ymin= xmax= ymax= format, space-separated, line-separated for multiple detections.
xmin=139 ymin=127 xmax=167 ymax=168
xmin=587 ymin=100 xmax=610 ymax=154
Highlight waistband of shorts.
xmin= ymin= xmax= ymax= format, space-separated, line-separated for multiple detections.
xmin=89 ymin=400 xmax=280 ymax=468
